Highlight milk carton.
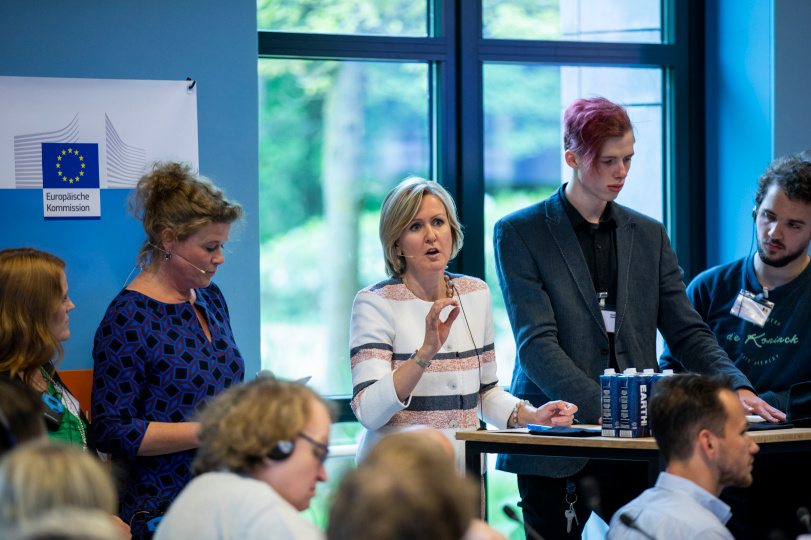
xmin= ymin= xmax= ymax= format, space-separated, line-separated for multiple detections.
xmin=636 ymin=369 xmax=656 ymax=437
xmin=620 ymin=368 xmax=647 ymax=438
xmin=600 ymin=368 xmax=618 ymax=437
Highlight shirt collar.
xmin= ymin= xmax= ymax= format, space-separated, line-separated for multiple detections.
xmin=559 ymin=184 xmax=618 ymax=231
xmin=656 ymin=472 xmax=733 ymax=525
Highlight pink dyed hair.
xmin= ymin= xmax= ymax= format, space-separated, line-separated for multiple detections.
xmin=563 ymin=97 xmax=633 ymax=172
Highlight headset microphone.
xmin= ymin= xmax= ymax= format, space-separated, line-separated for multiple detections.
xmin=170 ymin=251 xmax=208 ymax=275
xmin=149 ymin=243 xmax=207 ymax=274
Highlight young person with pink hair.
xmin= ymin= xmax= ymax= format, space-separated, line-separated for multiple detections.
xmin=492 ymin=97 xmax=777 ymax=539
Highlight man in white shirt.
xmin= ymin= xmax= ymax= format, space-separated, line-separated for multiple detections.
xmin=155 ymin=378 xmax=331 ymax=540
xmin=607 ymin=374 xmax=759 ymax=540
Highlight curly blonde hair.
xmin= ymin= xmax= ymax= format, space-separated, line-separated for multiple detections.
xmin=194 ymin=378 xmax=331 ymax=475
xmin=129 ymin=161 xmax=243 ymax=269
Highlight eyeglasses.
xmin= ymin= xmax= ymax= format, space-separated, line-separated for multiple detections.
xmin=298 ymin=432 xmax=329 ymax=464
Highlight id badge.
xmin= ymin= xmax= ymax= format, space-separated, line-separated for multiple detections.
xmin=601 ymin=309 xmax=616 ymax=333
xmin=730 ymin=289 xmax=774 ymax=327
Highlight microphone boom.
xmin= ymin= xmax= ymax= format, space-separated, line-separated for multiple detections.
xmin=502 ymin=505 xmax=546 ymax=540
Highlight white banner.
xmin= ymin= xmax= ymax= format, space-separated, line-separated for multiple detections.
xmin=0 ymin=76 xmax=198 ymax=191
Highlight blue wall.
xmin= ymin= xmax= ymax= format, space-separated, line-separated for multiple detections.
xmin=0 ymin=1 xmax=260 ymax=376
xmin=705 ymin=0 xmax=811 ymax=270
xmin=705 ymin=0 xmax=774 ymax=268
xmin=774 ymin=0 xmax=811 ymax=156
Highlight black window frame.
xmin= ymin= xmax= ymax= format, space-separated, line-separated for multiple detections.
xmin=258 ymin=0 xmax=706 ymax=415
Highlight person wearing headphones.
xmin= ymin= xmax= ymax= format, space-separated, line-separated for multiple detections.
xmin=660 ymin=153 xmax=811 ymax=415
xmin=659 ymin=153 xmax=811 ymax=539
xmin=153 ymin=377 xmax=331 ymax=540
xmin=349 ymin=177 xmax=577 ymax=468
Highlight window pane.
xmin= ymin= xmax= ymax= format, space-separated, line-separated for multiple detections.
xmin=483 ymin=64 xmax=663 ymax=383
xmin=258 ymin=59 xmax=430 ymax=395
xmin=258 ymin=0 xmax=429 ymax=37
xmin=483 ymin=0 xmax=662 ymax=44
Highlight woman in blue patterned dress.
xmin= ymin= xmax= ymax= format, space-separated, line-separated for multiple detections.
xmin=91 ymin=162 xmax=245 ymax=539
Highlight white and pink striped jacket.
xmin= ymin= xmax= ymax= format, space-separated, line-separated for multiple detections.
xmin=350 ymin=273 xmax=519 ymax=467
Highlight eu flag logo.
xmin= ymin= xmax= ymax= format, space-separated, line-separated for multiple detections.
xmin=42 ymin=143 xmax=100 ymax=189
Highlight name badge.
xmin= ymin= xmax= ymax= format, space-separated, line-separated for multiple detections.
xmin=601 ymin=310 xmax=616 ymax=333
xmin=730 ymin=289 xmax=774 ymax=327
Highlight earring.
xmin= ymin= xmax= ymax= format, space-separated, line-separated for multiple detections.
xmin=164 ymin=251 xmax=172 ymax=260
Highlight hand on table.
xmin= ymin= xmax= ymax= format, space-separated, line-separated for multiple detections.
xmin=527 ymin=400 xmax=578 ymax=427
xmin=737 ymin=388 xmax=785 ymax=422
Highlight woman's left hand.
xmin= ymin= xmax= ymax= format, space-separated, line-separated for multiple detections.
xmin=526 ymin=400 xmax=578 ymax=427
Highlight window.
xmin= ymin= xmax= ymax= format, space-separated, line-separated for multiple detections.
xmin=482 ymin=0 xmax=663 ymax=43
xmin=483 ymin=63 xmax=664 ymax=381
xmin=258 ymin=0 xmax=702 ymax=532
xmin=258 ymin=58 xmax=430 ymax=393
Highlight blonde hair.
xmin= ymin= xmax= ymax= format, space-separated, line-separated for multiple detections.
xmin=0 ymin=248 xmax=66 ymax=384
xmin=129 ymin=161 xmax=244 ymax=269
xmin=9 ymin=508 xmax=122 ymax=540
xmin=328 ymin=432 xmax=477 ymax=540
xmin=0 ymin=440 xmax=117 ymax=530
xmin=379 ymin=177 xmax=464 ymax=277
xmin=194 ymin=378 xmax=331 ymax=475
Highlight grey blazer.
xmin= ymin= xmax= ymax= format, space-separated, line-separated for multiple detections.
xmin=494 ymin=187 xmax=753 ymax=478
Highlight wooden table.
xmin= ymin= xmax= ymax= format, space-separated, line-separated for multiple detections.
xmin=458 ymin=426 xmax=811 ymax=489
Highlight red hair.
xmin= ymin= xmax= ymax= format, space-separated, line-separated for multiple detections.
xmin=563 ymin=97 xmax=633 ymax=172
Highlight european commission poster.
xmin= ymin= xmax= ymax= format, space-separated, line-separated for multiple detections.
xmin=0 ymin=76 xmax=198 ymax=220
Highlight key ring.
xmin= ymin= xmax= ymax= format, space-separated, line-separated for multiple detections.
xmin=566 ymin=493 xmax=578 ymax=505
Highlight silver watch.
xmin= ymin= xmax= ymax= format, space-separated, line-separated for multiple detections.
xmin=411 ymin=350 xmax=431 ymax=369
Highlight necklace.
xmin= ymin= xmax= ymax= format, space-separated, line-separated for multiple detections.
xmin=41 ymin=368 xmax=88 ymax=451
xmin=402 ymin=273 xmax=453 ymax=300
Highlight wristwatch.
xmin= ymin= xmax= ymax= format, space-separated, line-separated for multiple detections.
xmin=411 ymin=350 xmax=431 ymax=369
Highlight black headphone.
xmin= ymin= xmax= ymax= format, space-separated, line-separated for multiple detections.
xmin=753 ymin=206 xmax=758 ymax=221
xmin=267 ymin=440 xmax=295 ymax=460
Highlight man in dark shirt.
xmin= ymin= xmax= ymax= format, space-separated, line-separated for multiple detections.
xmin=493 ymin=97 xmax=782 ymax=539
xmin=659 ymin=153 xmax=811 ymax=539
xmin=560 ymin=190 xmax=619 ymax=369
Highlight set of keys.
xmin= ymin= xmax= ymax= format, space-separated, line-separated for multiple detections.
xmin=565 ymin=490 xmax=579 ymax=533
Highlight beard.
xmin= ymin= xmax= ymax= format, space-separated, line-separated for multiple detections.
xmin=757 ymin=239 xmax=807 ymax=268
xmin=718 ymin=450 xmax=754 ymax=489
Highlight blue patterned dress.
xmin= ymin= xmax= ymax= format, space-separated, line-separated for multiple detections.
xmin=90 ymin=283 xmax=244 ymax=539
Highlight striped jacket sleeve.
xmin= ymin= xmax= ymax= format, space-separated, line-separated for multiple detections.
xmin=349 ymin=289 xmax=410 ymax=430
